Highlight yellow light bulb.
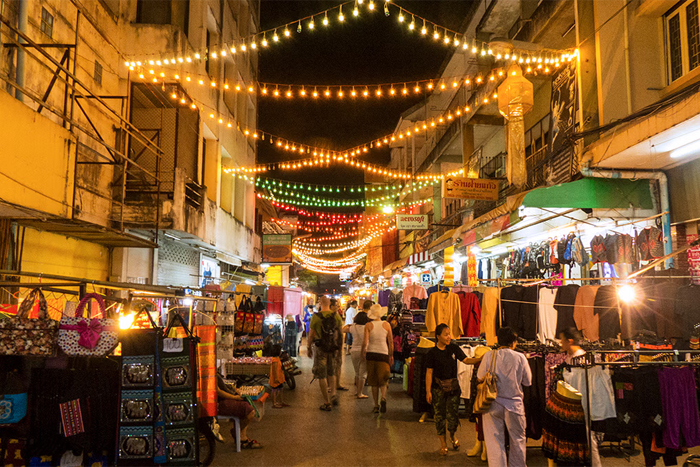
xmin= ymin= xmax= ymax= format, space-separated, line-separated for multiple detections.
xmin=433 ymin=32 xmax=439 ymax=40
xmin=284 ymin=29 xmax=290 ymax=37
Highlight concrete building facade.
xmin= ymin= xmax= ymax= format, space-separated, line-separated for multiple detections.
xmin=0 ymin=0 xmax=261 ymax=288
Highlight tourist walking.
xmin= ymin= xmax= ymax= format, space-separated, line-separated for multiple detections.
xmin=342 ymin=309 xmax=370 ymax=398
xmin=477 ymin=327 xmax=532 ymax=467
xmin=362 ymin=304 xmax=393 ymax=413
xmin=330 ymin=298 xmax=348 ymax=391
xmin=344 ymin=300 xmax=358 ymax=354
xmin=308 ymin=296 xmax=343 ymax=411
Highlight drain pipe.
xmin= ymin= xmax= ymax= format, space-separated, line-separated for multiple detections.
xmin=15 ymin=0 xmax=28 ymax=102
xmin=581 ymin=165 xmax=673 ymax=268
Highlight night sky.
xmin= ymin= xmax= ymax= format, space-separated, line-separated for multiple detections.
xmin=256 ymin=1 xmax=474 ymax=290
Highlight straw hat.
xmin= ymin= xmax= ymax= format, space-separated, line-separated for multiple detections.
xmin=367 ymin=304 xmax=387 ymax=320
xmin=286 ymin=314 xmax=296 ymax=322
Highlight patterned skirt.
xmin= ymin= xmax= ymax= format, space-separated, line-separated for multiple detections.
xmin=541 ymin=390 xmax=589 ymax=466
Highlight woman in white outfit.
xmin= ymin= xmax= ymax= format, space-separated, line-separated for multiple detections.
xmin=362 ymin=304 xmax=393 ymax=413
xmin=477 ymin=327 xmax=532 ymax=467
xmin=342 ymin=309 xmax=369 ymax=398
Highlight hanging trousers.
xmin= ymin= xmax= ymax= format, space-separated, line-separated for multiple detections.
xmin=482 ymin=401 xmax=527 ymax=467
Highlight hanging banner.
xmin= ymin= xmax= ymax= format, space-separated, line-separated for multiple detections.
xmin=263 ymin=234 xmax=292 ymax=263
xmin=396 ymin=214 xmax=429 ymax=230
xmin=467 ymin=248 xmax=478 ymax=287
xmin=442 ymin=176 xmax=499 ymax=200
xmin=549 ymin=60 xmax=578 ymax=155
xmin=444 ymin=246 xmax=455 ymax=287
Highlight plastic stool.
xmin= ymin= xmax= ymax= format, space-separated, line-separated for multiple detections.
xmin=217 ymin=415 xmax=241 ymax=452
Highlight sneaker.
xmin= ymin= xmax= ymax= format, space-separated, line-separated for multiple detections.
xmin=380 ymin=398 xmax=387 ymax=413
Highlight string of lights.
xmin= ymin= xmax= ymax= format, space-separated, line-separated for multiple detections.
xmin=257 ymin=190 xmax=432 ymax=209
xmin=129 ymin=62 xmax=569 ymax=101
xmin=256 ymin=179 xmax=432 ymax=204
xmin=140 ymin=62 xmax=570 ymax=166
xmin=251 ymin=175 xmax=440 ymax=195
xmin=124 ymin=0 xmax=573 ymax=69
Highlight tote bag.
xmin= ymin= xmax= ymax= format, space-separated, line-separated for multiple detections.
xmin=473 ymin=349 xmax=498 ymax=414
xmin=0 ymin=288 xmax=58 ymax=356
xmin=58 ymin=293 xmax=118 ymax=356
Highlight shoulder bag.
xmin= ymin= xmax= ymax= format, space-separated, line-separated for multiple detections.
xmin=58 ymin=293 xmax=118 ymax=356
xmin=473 ymin=349 xmax=498 ymax=414
xmin=0 ymin=288 xmax=58 ymax=356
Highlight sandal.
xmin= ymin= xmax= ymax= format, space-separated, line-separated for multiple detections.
xmin=380 ymin=398 xmax=387 ymax=413
xmin=439 ymin=447 xmax=448 ymax=456
xmin=372 ymin=406 xmax=380 ymax=413
xmin=331 ymin=395 xmax=339 ymax=406
xmin=242 ymin=439 xmax=262 ymax=449
xmin=336 ymin=386 xmax=349 ymax=391
xmin=319 ymin=403 xmax=332 ymax=411
xmin=357 ymin=394 xmax=369 ymax=399
xmin=451 ymin=437 xmax=460 ymax=450
xmin=272 ymin=404 xmax=284 ymax=409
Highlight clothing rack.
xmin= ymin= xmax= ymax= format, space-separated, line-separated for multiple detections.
xmin=561 ymin=350 xmax=700 ymax=467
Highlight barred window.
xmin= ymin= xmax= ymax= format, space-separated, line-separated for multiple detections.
xmin=665 ymin=0 xmax=700 ymax=83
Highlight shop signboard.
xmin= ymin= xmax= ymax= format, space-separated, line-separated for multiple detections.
xmin=549 ymin=60 xmax=578 ymax=156
xmin=421 ymin=273 xmax=431 ymax=285
xmin=396 ymin=214 xmax=429 ymax=230
xmin=263 ymin=234 xmax=292 ymax=264
xmin=442 ymin=176 xmax=499 ymax=200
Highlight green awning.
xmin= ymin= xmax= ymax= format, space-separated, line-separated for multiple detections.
xmin=521 ymin=178 xmax=654 ymax=210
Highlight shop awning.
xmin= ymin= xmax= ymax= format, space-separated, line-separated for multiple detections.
xmin=427 ymin=228 xmax=458 ymax=255
xmin=452 ymin=191 xmax=528 ymax=242
xmin=408 ymin=251 xmax=430 ymax=265
xmin=382 ymin=257 xmax=409 ymax=277
xmin=521 ymin=178 xmax=654 ymax=210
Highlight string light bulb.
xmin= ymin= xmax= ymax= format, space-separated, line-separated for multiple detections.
xmin=339 ymin=5 xmax=345 ymax=21
xmin=368 ymin=1 xmax=375 ymax=11
xmin=308 ymin=18 xmax=315 ymax=29
xmin=409 ymin=16 xmax=415 ymax=30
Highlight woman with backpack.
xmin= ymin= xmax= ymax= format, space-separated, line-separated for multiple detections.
xmin=308 ymin=296 xmax=343 ymax=411
xmin=362 ymin=304 xmax=394 ymax=413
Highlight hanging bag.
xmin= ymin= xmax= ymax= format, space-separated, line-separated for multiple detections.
xmin=0 ymin=370 xmax=27 ymax=425
xmin=473 ymin=349 xmax=498 ymax=414
xmin=0 ymin=288 xmax=58 ymax=356
xmin=58 ymin=293 xmax=118 ymax=356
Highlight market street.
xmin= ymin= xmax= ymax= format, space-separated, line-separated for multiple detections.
xmin=213 ymin=349 xmax=700 ymax=467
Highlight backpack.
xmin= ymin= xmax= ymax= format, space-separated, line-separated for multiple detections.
xmin=558 ymin=237 xmax=570 ymax=265
xmin=571 ymin=235 xmax=589 ymax=265
xmin=316 ymin=314 xmax=340 ymax=353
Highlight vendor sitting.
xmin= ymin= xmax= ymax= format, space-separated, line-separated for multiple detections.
xmin=217 ymin=372 xmax=262 ymax=449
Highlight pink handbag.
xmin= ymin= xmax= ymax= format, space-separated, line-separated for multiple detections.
xmin=58 ymin=293 xmax=118 ymax=356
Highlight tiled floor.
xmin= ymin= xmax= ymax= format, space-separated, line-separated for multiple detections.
xmin=212 ymin=349 xmax=700 ymax=466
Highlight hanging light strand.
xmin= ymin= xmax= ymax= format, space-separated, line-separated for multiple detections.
xmin=124 ymin=0 xmax=575 ymax=68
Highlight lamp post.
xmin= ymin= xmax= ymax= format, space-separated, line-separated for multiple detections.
xmin=498 ymin=64 xmax=534 ymax=189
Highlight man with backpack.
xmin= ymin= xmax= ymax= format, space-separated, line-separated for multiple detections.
xmin=308 ymin=296 xmax=344 ymax=411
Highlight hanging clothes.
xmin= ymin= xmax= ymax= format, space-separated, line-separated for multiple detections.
xmin=658 ymin=366 xmax=700 ymax=450
xmin=520 ymin=286 xmax=539 ymax=341
xmin=457 ymin=345 xmax=476 ymax=399
xmin=387 ymin=290 xmax=403 ymax=314
xmin=267 ymin=286 xmax=284 ymax=315
xmin=377 ymin=289 xmax=391 ymax=307
xmin=541 ymin=390 xmax=589 ymax=466
xmin=523 ymin=355 xmax=546 ymax=440
xmin=427 ymin=284 xmax=450 ymax=297
xmin=456 ymin=291 xmax=481 ymax=337
xmin=563 ymin=366 xmax=616 ymax=422
xmin=594 ymin=286 xmax=621 ymax=340
xmin=538 ymin=287 xmax=559 ymax=343
xmin=481 ymin=288 xmax=500 ymax=346
xmin=234 ymin=284 xmax=251 ymax=308
xmin=674 ymin=284 xmax=700 ymax=347
xmin=554 ymin=284 xmax=579 ymax=335
xmin=426 ymin=291 xmax=463 ymax=338
xmin=653 ymin=281 xmax=683 ymax=340
xmin=500 ymin=286 xmax=525 ymax=335
xmin=402 ymin=284 xmax=428 ymax=310
xmin=573 ymin=285 xmax=600 ymax=342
